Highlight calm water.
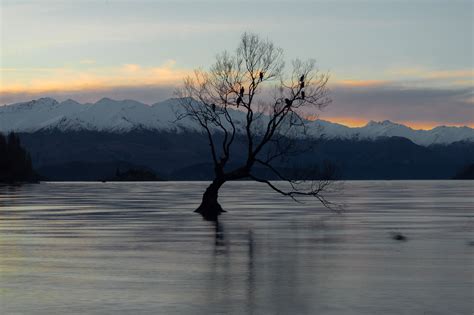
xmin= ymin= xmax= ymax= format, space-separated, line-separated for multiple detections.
xmin=0 ymin=181 xmax=473 ymax=315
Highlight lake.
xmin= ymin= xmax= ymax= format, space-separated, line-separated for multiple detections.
xmin=0 ymin=181 xmax=473 ymax=314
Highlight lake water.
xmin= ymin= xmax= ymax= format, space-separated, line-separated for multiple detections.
xmin=0 ymin=181 xmax=473 ymax=314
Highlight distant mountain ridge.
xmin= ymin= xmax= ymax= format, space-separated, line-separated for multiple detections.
xmin=1 ymin=97 xmax=473 ymax=146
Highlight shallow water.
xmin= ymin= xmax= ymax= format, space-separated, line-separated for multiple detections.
xmin=0 ymin=181 xmax=473 ymax=314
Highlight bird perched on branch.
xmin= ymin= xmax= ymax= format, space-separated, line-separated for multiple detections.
xmin=285 ymin=98 xmax=292 ymax=107
xmin=259 ymin=72 xmax=264 ymax=82
xmin=211 ymin=103 xmax=216 ymax=112
xmin=240 ymin=86 xmax=245 ymax=97
xmin=301 ymin=91 xmax=305 ymax=100
xmin=236 ymin=96 xmax=242 ymax=107
xmin=299 ymin=74 xmax=305 ymax=89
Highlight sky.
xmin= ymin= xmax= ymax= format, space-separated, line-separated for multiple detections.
xmin=1 ymin=0 xmax=473 ymax=129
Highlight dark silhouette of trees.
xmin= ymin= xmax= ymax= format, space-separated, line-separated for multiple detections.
xmin=453 ymin=163 xmax=474 ymax=179
xmin=177 ymin=33 xmax=333 ymax=220
xmin=0 ymin=132 xmax=36 ymax=183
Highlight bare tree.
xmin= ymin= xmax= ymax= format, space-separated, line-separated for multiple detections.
xmin=176 ymin=33 xmax=332 ymax=220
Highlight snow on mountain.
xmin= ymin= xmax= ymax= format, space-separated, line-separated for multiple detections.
xmin=0 ymin=97 xmax=197 ymax=133
xmin=1 ymin=97 xmax=473 ymax=146
xmin=351 ymin=120 xmax=474 ymax=146
xmin=306 ymin=119 xmax=354 ymax=139
xmin=0 ymin=98 xmax=88 ymax=132
xmin=54 ymin=98 xmax=161 ymax=132
xmin=307 ymin=119 xmax=474 ymax=146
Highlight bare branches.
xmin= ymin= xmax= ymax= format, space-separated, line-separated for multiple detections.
xmin=175 ymin=32 xmax=335 ymax=208
xmin=249 ymin=173 xmax=340 ymax=211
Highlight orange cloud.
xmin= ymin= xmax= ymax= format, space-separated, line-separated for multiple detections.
xmin=333 ymin=79 xmax=388 ymax=87
xmin=0 ymin=61 xmax=191 ymax=94
xmin=320 ymin=116 xmax=369 ymax=127
xmin=122 ymin=64 xmax=141 ymax=72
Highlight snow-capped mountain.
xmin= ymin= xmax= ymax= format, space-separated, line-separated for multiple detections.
xmin=305 ymin=119 xmax=474 ymax=146
xmin=0 ymin=97 xmax=195 ymax=133
xmin=1 ymin=97 xmax=473 ymax=146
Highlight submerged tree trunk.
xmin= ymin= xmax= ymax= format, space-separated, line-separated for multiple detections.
xmin=195 ymin=178 xmax=226 ymax=221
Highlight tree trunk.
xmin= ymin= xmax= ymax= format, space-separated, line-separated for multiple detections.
xmin=195 ymin=178 xmax=226 ymax=221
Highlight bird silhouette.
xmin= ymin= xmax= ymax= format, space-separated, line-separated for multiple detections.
xmin=259 ymin=72 xmax=264 ymax=82
xmin=240 ymin=86 xmax=245 ymax=97
xmin=211 ymin=103 xmax=216 ymax=112
xmin=301 ymin=91 xmax=305 ymax=100
xmin=237 ymin=96 xmax=242 ymax=107
xmin=299 ymin=74 xmax=305 ymax=89
xmin=285 ymin=98 xmax=292 ymax=106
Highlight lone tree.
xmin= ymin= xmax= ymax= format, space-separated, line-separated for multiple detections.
xmin=177 ymin=33 xmax=333 ymax=220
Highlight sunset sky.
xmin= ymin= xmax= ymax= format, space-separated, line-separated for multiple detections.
xmin=1 ymin=0 xmax=472 ymax=129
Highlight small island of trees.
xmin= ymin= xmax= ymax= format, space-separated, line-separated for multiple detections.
xmin=0 ymin=132 xmax=37 ymax=183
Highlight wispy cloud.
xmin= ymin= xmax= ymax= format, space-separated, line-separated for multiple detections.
xmin=389 ymin=67 xmax=473 ymax=80
xmin=80 ymin=59 xmax=96 ymax=65
xmin=383 ymin=67 xmax=474 ymax=88
xmin=0 ymin=60 xmax=190 ymax=94
xmin=334 ymin=79 xmax=388 ymax=88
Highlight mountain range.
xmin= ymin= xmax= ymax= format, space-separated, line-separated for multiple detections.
xmin=1 ymin=97 xmax=473 ymax=146
xmin=1 ymin=97 xmax=473 ymax=180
